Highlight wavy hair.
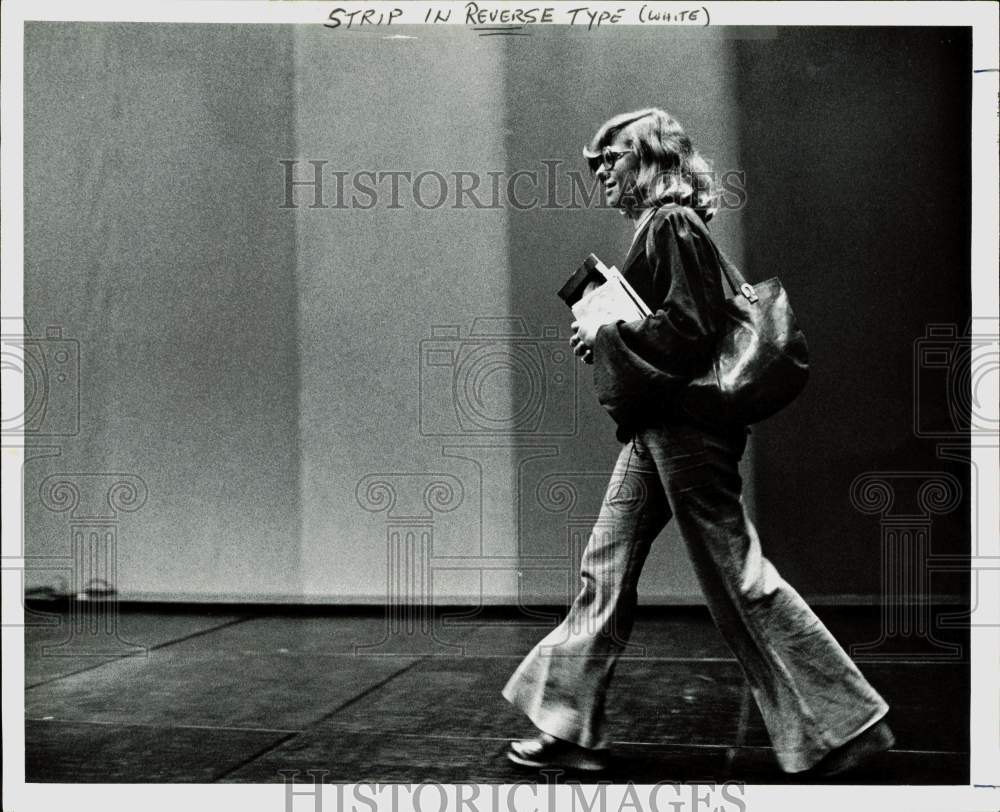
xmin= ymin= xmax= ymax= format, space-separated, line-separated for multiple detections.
xmin=583 ymin=108 xmax=718 ymax=222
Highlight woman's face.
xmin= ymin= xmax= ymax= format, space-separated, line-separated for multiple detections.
xmin=595 ymin=131 xmax=640 ymax=212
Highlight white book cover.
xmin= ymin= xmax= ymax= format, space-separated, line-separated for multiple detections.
xmin=571 ymin=264 xmax=652 ymax=325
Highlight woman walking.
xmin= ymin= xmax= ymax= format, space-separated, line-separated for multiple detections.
xmin=502 ymin=108 xmax=894 ymax=776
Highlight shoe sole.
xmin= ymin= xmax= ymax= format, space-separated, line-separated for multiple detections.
xmin=819 ymin=723 xmax=896 ymax=777
xmin=506 ymin=748 xmax=609 ymax=772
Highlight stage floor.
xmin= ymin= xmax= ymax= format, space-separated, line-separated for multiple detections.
xmin=21 ymin=603 xmax=969 ymax=784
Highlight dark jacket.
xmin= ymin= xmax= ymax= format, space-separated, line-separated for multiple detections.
xmin=591 ymin=202 xmax=729 ymax=441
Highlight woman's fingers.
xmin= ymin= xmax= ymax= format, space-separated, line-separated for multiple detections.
xmin=570 ymin=324 xmax=591 ymax=362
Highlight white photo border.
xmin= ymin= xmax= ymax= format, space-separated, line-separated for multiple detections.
xmin=2 ymin=2 xmax=997 ymax=811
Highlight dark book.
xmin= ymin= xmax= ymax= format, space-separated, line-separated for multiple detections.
xmin=557 ymin=253 xmax=651 ymax=322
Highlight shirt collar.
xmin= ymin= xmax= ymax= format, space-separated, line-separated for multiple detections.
xmin=628 ymin=208 xmax=656 ymax=250
xmin=633 ymin=208 xmax=655 ymax=232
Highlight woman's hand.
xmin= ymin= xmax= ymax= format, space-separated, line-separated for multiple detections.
xmin=570 ymin=316 xmax=602 ymax=365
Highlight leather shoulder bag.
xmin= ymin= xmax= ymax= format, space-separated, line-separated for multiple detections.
xmin=678 ymin=241 xmax=810 ymax=426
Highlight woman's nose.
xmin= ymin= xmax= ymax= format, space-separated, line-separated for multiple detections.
xmin=595 ymin=165 xmax=609 ymax=182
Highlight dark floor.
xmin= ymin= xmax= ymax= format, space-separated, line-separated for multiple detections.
xmin=22 ymin=601 xmax=970 ymax=784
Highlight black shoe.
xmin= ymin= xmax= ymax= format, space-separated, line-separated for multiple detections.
xmin=811 ymin=719 xmax=895 ymax=777
xmin=507 ymin=732 xmax=610 ymax=772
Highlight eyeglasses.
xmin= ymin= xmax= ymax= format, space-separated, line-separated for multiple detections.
xmin=585 ymin=146 xmax=634 ymax=173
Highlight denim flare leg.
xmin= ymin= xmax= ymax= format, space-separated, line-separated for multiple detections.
xmin=501 ymin=421 xmax=889 ymax=773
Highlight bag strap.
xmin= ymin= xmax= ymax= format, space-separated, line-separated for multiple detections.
xmin=645 ymin=203 xmax=759 ymax=304
xmin=713 ymin=246 xmax=759 ymax=304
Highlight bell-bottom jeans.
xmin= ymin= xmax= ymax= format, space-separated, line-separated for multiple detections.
xmin=501 ymin=420 xmax=889 ymax=773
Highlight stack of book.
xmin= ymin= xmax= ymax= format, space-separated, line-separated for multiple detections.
xmin=558 ymin=253 xmax=651 ymax=324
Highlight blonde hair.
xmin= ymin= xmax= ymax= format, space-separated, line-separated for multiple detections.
xmin=584 ymin=108 xmax=718 ymax=221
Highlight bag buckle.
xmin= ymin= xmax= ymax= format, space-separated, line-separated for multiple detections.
xmin=740 ymin=283 xmax=759 ymax=304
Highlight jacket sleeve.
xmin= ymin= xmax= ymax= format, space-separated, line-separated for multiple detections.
xmin=590 ymin=206 xmax=727 ymax=432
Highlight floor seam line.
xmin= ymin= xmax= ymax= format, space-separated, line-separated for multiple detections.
xmin=24 ymin=717 xmax=301 ymax=735
xmin=211 ymin=654 xmax=431 ymax=782
xmin=25 ymin=615 xmax=256 ymax=690
xmin=205 ymin=726 xmax=967 ymax=757
xmin=209 ymin=732 xmax=299 ymax=782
